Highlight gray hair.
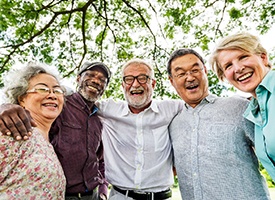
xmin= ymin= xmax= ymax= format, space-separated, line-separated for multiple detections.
xmin=121 ymin=58 xmax=155 ymax=79
xmin=3 ymin=62 xmax=61 ymax=104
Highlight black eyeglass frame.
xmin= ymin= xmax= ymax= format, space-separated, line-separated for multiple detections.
xmin=123 ymin=74 xmax=151 ymax=85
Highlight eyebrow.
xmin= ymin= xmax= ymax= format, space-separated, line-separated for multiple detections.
xmin=174 ymin=62 xmax=200 ymax=72
xmin=33 ymin=83 xmax=61 ymax=88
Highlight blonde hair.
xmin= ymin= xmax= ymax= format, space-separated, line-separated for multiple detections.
xmin=210 ymin=32 xmax=270 ymax=81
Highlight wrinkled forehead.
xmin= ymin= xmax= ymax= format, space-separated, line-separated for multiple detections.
xmin=123 ymin=63 xmax=152 ymax=76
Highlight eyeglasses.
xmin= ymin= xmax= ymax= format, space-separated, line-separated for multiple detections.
xmin=123 ymin=74 xmax=151 ymax=85
xmin=26 ymin=87 xmax=64 ymax=96
xmin=174 ymin=67 xmax=203 ymax=79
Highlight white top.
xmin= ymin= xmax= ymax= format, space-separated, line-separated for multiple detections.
xmin=97 ymin=99 xmax=183 ymax=192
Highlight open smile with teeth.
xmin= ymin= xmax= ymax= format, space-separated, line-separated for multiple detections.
xmin=186 ymin=84 xmax=198 ymax=90
xmin=87 ymin=85 xmax=99 ymax=92
xmin=237 ymin=72 xmax=253 ymax=81
xmin=130 ymin=90 xmax=144 ymax=95
xmin=43 ymin=103 xmax=58 ymax=107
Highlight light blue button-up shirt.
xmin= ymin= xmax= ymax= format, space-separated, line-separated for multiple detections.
xmin=169 ymin=94 xmax=270 ymax=200
xmin=244 ymin=69 xmax=275 ymax=180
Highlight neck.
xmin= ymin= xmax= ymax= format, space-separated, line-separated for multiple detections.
xmin=31 ymin=115 xmax=54 ymax=142
xmin=129 ymin=101 xmax=152 ymax=114
xmin=78 ymin=92 xmax=95 ymax=112
xmin=35 ymin=123 xmax=51 ymax=141
xmin=84 ymin=99 xmax=95 ymax=112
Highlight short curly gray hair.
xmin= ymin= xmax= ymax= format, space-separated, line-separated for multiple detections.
xmin=3 ymin=62 xmax=61 ymax=104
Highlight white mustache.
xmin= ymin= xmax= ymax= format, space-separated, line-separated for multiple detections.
xmin=130 ymin=86 xmax=144 ymax=93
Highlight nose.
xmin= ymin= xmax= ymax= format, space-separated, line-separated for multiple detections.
xmin=47 ymin=91 xmax=57 ymax=100
xmin=185 ymin=73 xmax=195 ymax=81
xmin=132 ymin=77 xmax=141 ymax=87
xmin=91 ymin=77 xmax=102 ymax=85
xmin=233 ymin=62 xmax=245 ymax=73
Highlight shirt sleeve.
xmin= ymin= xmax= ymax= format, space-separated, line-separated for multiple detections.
xmin=97 ymin=140 xmax=109 ymax=196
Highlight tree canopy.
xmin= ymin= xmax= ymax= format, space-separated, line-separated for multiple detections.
xmin=0 ymin=0 xmax=274 ymax=98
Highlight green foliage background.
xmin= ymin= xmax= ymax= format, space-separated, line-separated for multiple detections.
xmin=1 ymin=0 xmax=275 ymax=186
xmin=1 ymin=0 xmax=274 ymax=98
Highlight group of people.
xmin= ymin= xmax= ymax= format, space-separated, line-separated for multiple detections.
xmin=0 ymin=31 xmax=274 ymax=200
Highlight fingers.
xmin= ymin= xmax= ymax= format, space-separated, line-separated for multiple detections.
xmin=0 ymin=118 xmax=12 ymax=137
xmin=0 ymin=104 xmax=34 ymax=140
xmin=4 ymin=115 xmax=31 ymax=140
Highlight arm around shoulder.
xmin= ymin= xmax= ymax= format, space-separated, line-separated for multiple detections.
xmin=0 ymin=103 xmax=36 ymax=140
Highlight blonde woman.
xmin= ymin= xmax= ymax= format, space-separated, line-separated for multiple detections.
xmin=211 ymin=32 xmax=275 ymax=181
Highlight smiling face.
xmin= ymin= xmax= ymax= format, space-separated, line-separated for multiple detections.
xmin=77 ymin=66 xmax=108 ymax=102
xmin=217 ymin=49 xmax=270 ymax=97
xmin=122 ymin=63 xmax=156 ymax=113
xmin=20 ymin=73 xmax=64 ymax=123
xmin=169 ymin=54 xmax=209 ymax=108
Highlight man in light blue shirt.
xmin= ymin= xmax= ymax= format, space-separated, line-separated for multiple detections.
xmin=167 ymin=48 xmax=270 ymax=200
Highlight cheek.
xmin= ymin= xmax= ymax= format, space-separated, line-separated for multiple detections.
xmin=144 ymin=83 xmax=152 ymax=91
xmin=223 ymin=70 xmax=234 ymax=80
xmin=59 ymin=97 xmax=65 ymax=107
xmin=24 ymin=96 xmax=40 ymax=107
xmin=172 ymin=79 xmax=184 ymax=91
xmin=24 ymin=102 xmax=40 ymax=113
xmin=122 ymin=84 xmax=130 ymax=93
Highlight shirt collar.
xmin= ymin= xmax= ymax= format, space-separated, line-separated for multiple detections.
xmin=73 ymin=92 xmax=99 ymax=114
xmin=120 ymin=100 xmax=158 ymax=116
xmin=184 ymin=93 xmax=216 ymax=109
xmin=257 ymin=69 xmax=275 ymax=94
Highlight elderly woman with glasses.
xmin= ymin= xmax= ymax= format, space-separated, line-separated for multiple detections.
xmin=0 ymin=62 xmax=66 ymax=199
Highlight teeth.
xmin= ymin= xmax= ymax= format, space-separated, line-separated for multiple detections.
xmin=186 ymin=84 xmax=198 ymax=89
xmin=238 ymin=73 xmax=252 ymax=81
xmin=44 ymin=103 xmax=57 ymax=107
xmin=88 ymin=85 xmax=98 ymax=91
xmin=131 ymin=90 xmax=143 ymax=94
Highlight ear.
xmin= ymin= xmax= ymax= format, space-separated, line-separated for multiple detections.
xmin=260 ymin=53 xmax=269 ymax=66
xmin=18 ymin=96 xmax=25 ymax=108
xmin=203 ymin=65 xmax=208 ymax=75
xmin=121 ymin=81 xmax=125 ymax=89
xmin=151 ymin=79 xmax=156 ymax=89
xmin=168 ymin=75 xmax=174 ymax=86
xmin=76 ymin=75 xmax=81 ymax=85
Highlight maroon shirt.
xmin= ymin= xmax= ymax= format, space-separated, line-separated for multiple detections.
xmin=50 ymin=92 xmax=108 ymax=195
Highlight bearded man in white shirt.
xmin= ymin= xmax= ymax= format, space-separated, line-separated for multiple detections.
xmin=97 ymin=58 xmax=183 ymax=200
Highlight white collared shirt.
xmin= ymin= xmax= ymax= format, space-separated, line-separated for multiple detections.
xmin=97 ymin=99 xmax=183 ymax=192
